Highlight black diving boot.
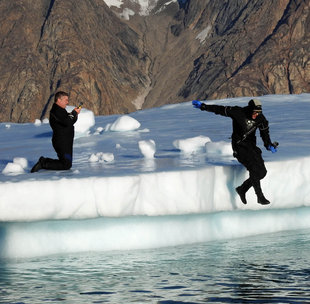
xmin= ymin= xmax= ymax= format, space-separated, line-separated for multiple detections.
xmin=257 ymin=193 xmax=270 ymax=205
xmin=236 ymin=186 xmax=247 ymax=204
xmin=253 ymin=181 xmax=270 ymax=205
xmin=236 ymin=179 xmax=252 ymax=205
xmin=31 ymin=156 xmax=45 ymax=173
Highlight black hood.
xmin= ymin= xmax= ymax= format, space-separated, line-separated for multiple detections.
xmin=248 ymin=99 xmax=262 ymax=112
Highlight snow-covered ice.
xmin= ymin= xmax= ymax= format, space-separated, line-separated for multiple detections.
xmin=1 ymin=94 xmax=310 ymax=258
xmin=105 ymin=115 xmax=140 ymax=132
xmin=138 ymin=139 xmax=156 ymax=158
xmin=173 ymin=135 xmax=211 ymax=154
xmin=2 ymin=158 xmax=28 ymax=175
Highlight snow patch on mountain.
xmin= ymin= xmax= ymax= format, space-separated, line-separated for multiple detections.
xmin=103 ymin=0 xmax=123 ymax=9
xmin=103 ymin=0 xmax=180 ymax=18
xmin=196 ymin=26 xmax=212 ymax=44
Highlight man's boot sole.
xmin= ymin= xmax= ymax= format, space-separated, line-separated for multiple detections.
xmin=257 ymin=199 xmax=270 ymax=205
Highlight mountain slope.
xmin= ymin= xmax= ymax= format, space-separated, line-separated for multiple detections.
xmin=176 ymin=0 xmax=310 ymax=100
xmin=1 ymin=0 xmax=309 ymax=122
xmin=108 ymin=0 xmax=310 ymax=108
xmin=0 ymin=0 xmax=148 ymax=122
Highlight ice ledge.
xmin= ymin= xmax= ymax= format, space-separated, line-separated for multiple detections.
xmin=1 ymin=156 xmax=310 ymax=222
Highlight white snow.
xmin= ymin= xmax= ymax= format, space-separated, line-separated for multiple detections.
xmin=2 ymin=157 xmax=28 ymax=175
xmin=153 ymin=0 xmax=178 ymax=14
xmin=2 ymin=162 xmax=25 ymax=175
xmin=89 ymin=152 xmax=114 ymax=163
xmin=105 ymin=115 xmax=141 ymax=132
xmin=1 ymin=93 xmax=310 ymax=258
xmin=13 ymin=157 xmax=28 ymax=169
xmin=173 ymin=135 xmax=211 ymax=154
xmin=196 ymin=25 xmax=212 ymax=44
xmin=34 ymin=119 xmax=41 ymax=126
xmin=103 ymin=0 xmax=178 ymax=18
xmin=67 ymin=106 xmax=95 ymax=135
xmin=103 ymin=0 xmax=123 ymax=9
xmin=139 ymin=139 xmax=156 ymax=158
xmin=120 ymin=8 xmax=135 ymax=20
xmin=205 ymin=141 xmax=234 ymax=157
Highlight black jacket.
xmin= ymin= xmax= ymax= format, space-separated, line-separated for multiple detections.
xmin=49 ymin=103 xmax=78 ymax=154
xmin=201 ymin=104 xmax=272 ymax=149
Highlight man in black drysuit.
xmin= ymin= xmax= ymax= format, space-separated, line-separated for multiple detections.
xmin=192 ymin=99 xmax=278 ymax=205
xmin=31 ymin=91 xmax=81 ymax=172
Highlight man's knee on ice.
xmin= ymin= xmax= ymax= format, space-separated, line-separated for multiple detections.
xmin=62 ymin=154 xmax=72 ymax=170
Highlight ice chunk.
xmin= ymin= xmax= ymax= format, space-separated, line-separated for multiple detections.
xmin=205 ymin=141 xmax=233 ymax=156
xmin=89 ymin=152 xmax=114 ymax=163
xmin=2 ymin=162 xmax=25 ymax=175
xmin=108 ymin=115 xmax=141 ymax=132
xmin=66 ymin=106 xmax=95 ymax=135
xmin=173 ymin=136 xmax=211 ymax=154
xmin=139 ymin=140 xmax=156 ymax=158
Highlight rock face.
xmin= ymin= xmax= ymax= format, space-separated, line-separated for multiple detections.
xmin=0 ymin=0 xmax=148 ymax=122
xmin=1 ymin=0 xmax=310 ymax=122
xmin=176 ymin=0 xmax=310 ymax=101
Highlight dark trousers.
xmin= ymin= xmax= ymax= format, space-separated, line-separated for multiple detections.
xmin=41 ymin=138 xmax=73 ymax=170
xmin=233 ymin=142 xmax=267 ymax=196
xmin=42 ymin=153 xmax=72 ymax=170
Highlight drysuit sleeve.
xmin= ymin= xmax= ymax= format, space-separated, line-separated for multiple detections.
xmin=52 ymin=108 xmax=78 ymax=127
xmin=258 ymin=115 xmax=272 ymax=148
xmin=200 ymin=104 xmax=237 ymax=118
xmin=200 ymin=103 xmax=231 ymax=117
xmin=68 ymin=110 xmax=78 ymax=124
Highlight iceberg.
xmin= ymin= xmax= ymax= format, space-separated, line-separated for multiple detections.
xmin=0 ymin=94 xmax=310 ymax=258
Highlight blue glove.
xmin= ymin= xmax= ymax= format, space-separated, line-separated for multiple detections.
xmin=268 ymin=145 xmax=277 ymax=153
xmin=192 ymin=100 xmax=202 ymax=109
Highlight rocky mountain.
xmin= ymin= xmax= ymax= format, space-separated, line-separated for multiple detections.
xmin=1 ymin=0 xmax=309 ymax=122
xmin=176 ymin=0 xmax=310 ymax=101
xmin=0 ymin=0 xmax=148 ymax=122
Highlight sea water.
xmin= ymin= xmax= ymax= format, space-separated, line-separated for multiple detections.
xmin=0 ymin=228 xmax=309 ymax=304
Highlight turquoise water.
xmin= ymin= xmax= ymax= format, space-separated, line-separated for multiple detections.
xmin=0 ymin=229 xmax=309 ymax=303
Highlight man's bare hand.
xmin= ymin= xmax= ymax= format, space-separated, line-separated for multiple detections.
xmin=74 ymin=107 xmax=81 ymax=114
